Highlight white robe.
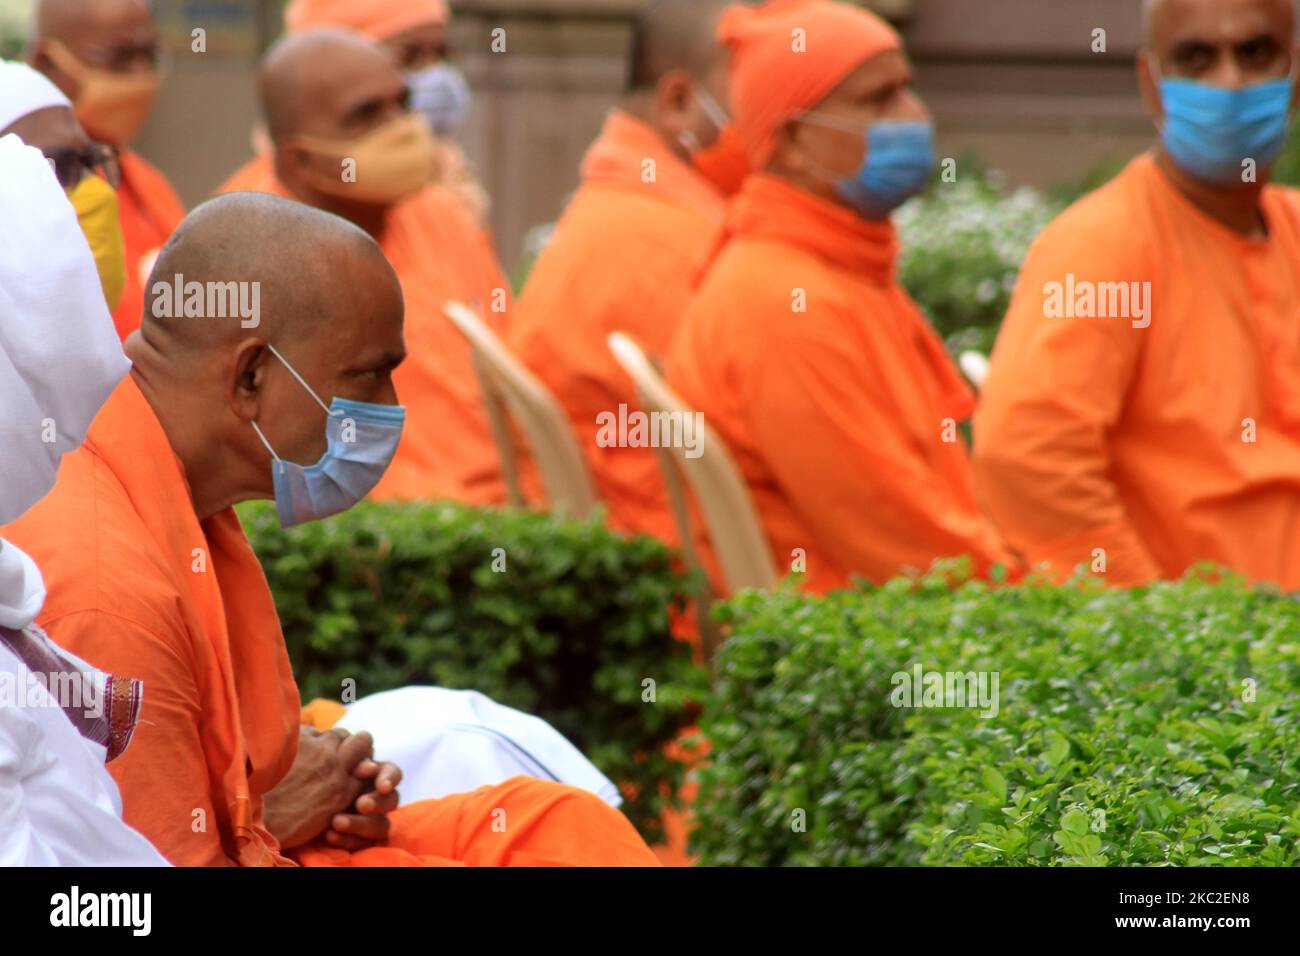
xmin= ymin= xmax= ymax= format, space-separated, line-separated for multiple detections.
xmin=0 ymin=541 xmax=169 ymax=866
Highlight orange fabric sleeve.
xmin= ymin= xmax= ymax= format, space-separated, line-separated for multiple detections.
xmin=38 ymin=608 xmax=232 ymax=866
xmin=299 ymin=699 xmax=347 ymax=731
xmin=744 ymin=301 xmax=1011 ymax=583
xmin=293 ymin=776 xmax=661 ymax=867
xmin=973 ymin=217 xmax=1161 ymax=586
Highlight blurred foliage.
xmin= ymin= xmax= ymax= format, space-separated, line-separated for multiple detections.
xmin=0 ymin=0 xmax=28 ymax=60
xmin=241 ymin=499 xmax=708 ymax=843
xmin=1269 ymin=123 xmax=1300 ymax=188
xmin=693 ymin=564 xmax=1300 ymax=866
xmin=896 ymin=157 xmax=1061 ymax=358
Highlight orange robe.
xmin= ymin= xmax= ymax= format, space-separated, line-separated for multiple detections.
xmin=217 ymin=155 xmax=507 ymax=505
xmin=112 ymin=149 xmax=186 ymax=341
xmin=974 ymin=153 xmax=1300 ymax=587
xmin=1 ymin=377 xmax=658 ymax=867
xmin=667 ymin=174 xmax=1014 ymax=593
xmin=511 ymin=111 xmax=726 ymax=545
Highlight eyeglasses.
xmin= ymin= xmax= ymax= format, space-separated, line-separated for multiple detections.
xmin=79 ymin=42 xmax=171 ymax=75
xmin=46 ymin=143 xmax=122 ymax=191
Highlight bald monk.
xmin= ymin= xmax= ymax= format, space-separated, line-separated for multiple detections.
xmin=974 ymin=0 xmax=1300 ymax=588
xmin=217 ymin=30 xmax=507 ymax=505
xmin=1 ymin=193 xmax=658 ymax=867
xmin=224 ymin=0 xmax=489 ymax=227
xmin=509 ymin=0 xmax=743 ymax=545
xmin=665 ymin=0 xmax=1013 ymax=594
xmin=264 ymin=0 xmax=491 ymax=227
xmin=27 ymin=0 xmax=185 ymax=341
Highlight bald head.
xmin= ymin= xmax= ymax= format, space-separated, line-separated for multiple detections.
xmin=142 ymin=191 xmax=399 ymax=355
xmin=1141 ymin=0 xmax=1294 ymax=49
xmin=128 ymin=192 xmax=407 ymax=520
xmin=30 ymin=0 xmax=155 ymax=61
xmin=626 ymin=0 xmax=732 ymax=93
xmin=34 ymin=0 xmax=150 ymax=37
xmin=260 ymin=29 xmax=405 ymax=142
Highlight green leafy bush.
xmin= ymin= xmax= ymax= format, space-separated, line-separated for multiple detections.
xmin=240 ymin=500 xmax=707 ymax=842
xmin=1270 ymin=123 xmax=1300 ymax=187
xmin=693 ymin=568 xmax=1300 ymax=866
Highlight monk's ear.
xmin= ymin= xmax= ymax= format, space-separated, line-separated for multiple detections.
xmin=229 ymin=339 xmax=270 ymax=422
xmin=654 ymin=69 xmax=693 ymax=131
xmin=26 ymin=43 xmax=76 ymax=101
xmin=274 ymin=142 xmax=314 ymax=186
xmin=767 ymin=119 xmax=803 ymax=175
xmin=1135 ymin=50 xmax=1163 ymax=126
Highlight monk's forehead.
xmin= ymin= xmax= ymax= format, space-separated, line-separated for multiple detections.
xmin=290 ymin=43 xmax=405 ymax=125
xmin=40 ymin=0 xmax=155 ymax=45
xmin=1145 ymin=0 xmax=1294 ymax=49
xmin=822 ymin=49 xmax=912 ymax=104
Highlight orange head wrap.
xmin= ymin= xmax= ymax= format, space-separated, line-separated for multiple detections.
xmin=719 ymin=0 xmax=901 ymax=168
xmin=284 ymin=0 xmax=450 ymax=40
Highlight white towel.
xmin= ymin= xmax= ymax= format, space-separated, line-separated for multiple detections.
xmin=337 ymin=686 xmax=623 ymax=807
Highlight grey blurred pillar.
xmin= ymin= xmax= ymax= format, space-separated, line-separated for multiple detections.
xmin=132 ymin=0 xmax=274 ymax=207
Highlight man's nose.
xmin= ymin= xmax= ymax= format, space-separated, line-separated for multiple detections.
xmin=891 ymin=89 xmax=930 ymax=123
xmin=1204 ymin=50 xmax=1249 ymax=89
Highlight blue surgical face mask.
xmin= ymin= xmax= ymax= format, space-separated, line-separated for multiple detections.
xmin=250 ymin=344 xmax=406 ymax=528
xmin=1153 ymin=59 xmax=1295 ymax=185
xmin=408 ymin=61 xmax=471 ymax=135
xmin=799 ymin=113 xmax=936 ymax=219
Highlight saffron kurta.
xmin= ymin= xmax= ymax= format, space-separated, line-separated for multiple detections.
xmin=667 ymin=174 xmax=1014 ymax=593
xmin=511 ymin=110 xmax=726 ymax=544
xmin=1 ymin=377 xmax=658 ymax=867
xmin=218 ymin=160 xmax=508 ymax=505
xmin=111 ymin=149 xmax=186 ymax=340
xmin=974 ymin=153 xmax=1300 ymax=587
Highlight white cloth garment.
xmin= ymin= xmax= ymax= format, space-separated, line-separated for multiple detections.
xmin=0 ymin=638 xmax=168 ymax=866
xmin=0 ymin=130 xmax=161 ymax=866
xmin=0 ymin=59 xmax=71 ymax=132
xmin=0 ymin=132 xmax=130 ymax=524
xmin=335 ymin=687 xmax=622 ymax=807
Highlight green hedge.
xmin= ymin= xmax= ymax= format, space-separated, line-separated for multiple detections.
xmin=240 ymin=500 xmax=707 ymax=842
xmin=693 ymin=566 xmax=1300 ymax=866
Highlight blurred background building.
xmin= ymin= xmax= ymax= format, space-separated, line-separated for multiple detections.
xmin=1 ymin=0 xmax=1154 ymax=271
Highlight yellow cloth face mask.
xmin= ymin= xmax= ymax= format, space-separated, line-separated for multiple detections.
xmin=289 ymin=113 xmax=439 ymax=205
xmin=69 ymin=174 xmax=127 ymax=312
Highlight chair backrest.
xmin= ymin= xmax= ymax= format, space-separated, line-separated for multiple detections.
xmin=444 ymin=301 xmax=598 ymax=519
xmin=607 ymin=331 xmax=779 ymax=595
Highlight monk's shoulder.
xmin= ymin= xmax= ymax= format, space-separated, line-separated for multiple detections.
xmin=15 ymin=447 xmax=192 ymax=649
xmin=1262 ymin=184 xmax=1300 ymax=234
xmin=400 ymin=184 xmax=485 ymax=236
xmin=567 ymin=182 xmax=718 ymax=245
xmin=1021 ymin=164 xmax=1158 ymax=280
xmin=520 ymin=184 xmax=719 ymax=319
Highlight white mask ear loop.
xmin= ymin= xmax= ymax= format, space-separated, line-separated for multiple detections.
xmin=250 ymin=420 xmax=285 ymax=474
xmin=791 ymin=111 xmax=868 ymax=187
xmin=695 ymin=86 xmax=731 ymax=132
xmin=250 ymin=343 xmax=336 ymax=474
xmin=266 ymin=342 xmax=337 ymax=417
